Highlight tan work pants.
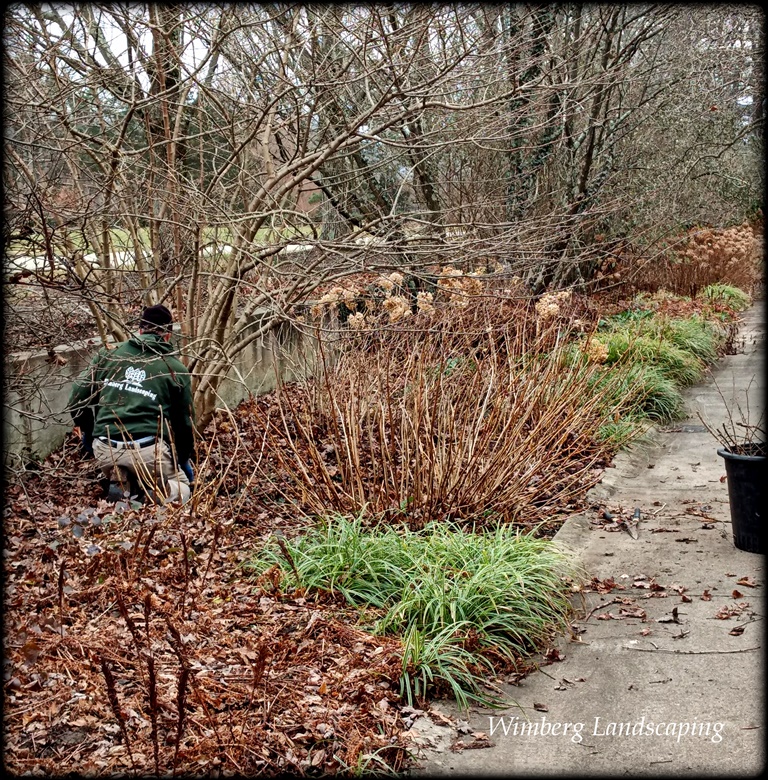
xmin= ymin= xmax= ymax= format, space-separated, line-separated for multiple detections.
xmin=92 ymin=438 xmax=191 ymax=504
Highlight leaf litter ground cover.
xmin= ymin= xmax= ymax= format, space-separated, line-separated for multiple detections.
xmin=3 ymin=423 xmax=591 ymax=777
xmin=3 ymin=440 xmax=414 ymax=776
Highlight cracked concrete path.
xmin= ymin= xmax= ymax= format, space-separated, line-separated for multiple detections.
xmin=408 ymin=301 xmax=765 ymax=778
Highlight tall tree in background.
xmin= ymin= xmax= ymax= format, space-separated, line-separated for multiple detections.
xmin=4 ymin=3 xmax=763 ymax=428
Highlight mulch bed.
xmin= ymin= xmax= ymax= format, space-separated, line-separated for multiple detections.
xmin=4 ymin=380 xmax=586 ymax=776
xmin=2 ymin=438 xmax=420 ymax=776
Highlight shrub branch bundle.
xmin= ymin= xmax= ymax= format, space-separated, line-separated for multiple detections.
xmin=254 ymin=299 xmax=629 ymax=527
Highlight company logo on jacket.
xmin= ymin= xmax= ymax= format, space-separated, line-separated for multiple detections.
xmin=103 ymin=365 xmax=157 ymax=401
xmin=125 ymin=367 xmax=147 ymax=384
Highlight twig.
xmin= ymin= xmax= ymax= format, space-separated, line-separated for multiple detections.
xmin=162 ymin=615 xmax=229 ymax=763
xmin=115 ymin=584 xmax=145 ymax=652
xmin=133 ymin=523 xmax=159 ymax=583
xmin=179 ymin=532 xmax=190 ymax=616
xmin=146 ymin=654 xmax=160 ymax=776
xmin=201 ymin=522 xmax=221 ymax=587
xmin=172 ymin=665 xmax=190 ymax=776
xmin=99 ymin=655 xmax=136 ymax=772
xmin=275 ymin=534 xmax=301 ymax=586
xmin=163 ymin=614 xmax=188 ymax=669
xmin=624 ymin=645 xmax=759 ymax=654
xmin=696 ymin=376 xmax=766 ymax=450
xmin=673 ymin=510 xmax=720 ymax=521
xmin=584 ymin=600 xmax=619 ymax=622
xmin=129 ymin=526 xmax=145 ymax=573
xmin=144 ymin=592 xmax=152 ymax=646
xmin=249 ymin=642 xmax=270 ymax=706
xmin=58 ymin=563 xmax=66 ymax=638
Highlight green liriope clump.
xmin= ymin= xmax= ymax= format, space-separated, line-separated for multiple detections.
xmin=590 ymin=329 xmax=705 ymax=387
xmin=248 ymin=515 xmax=578 ymax=710
xmin=700 ymin=283 xmax=751 ymax=311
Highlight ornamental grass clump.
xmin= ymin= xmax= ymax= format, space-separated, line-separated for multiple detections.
xmin=591 ymin=310 xmax=726 ymax=390
xmin=591 ymin=329 xmax=705 ymax=387
xmin=248 ymin=515 xmax=578 ymax=711
xmin=589 ymin=363 xmax=685 ymax=423
xmin=699 ymin=283 xmax=752 ymax=312
xmin=597 ymin=311 xmax=725 ymax=366
xmin=644 ymin=315 xmax=723 ymax=364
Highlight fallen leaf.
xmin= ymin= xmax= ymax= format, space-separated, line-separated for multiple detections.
xmin=21 ymin=639 xmax=40 ymax=665
xmin=732 ymin=590 xmax=743 ymax=599
xmin=428 ymin=710 xmax=455 ymax=726
xmin=533 ymin=703 xmax=549 ymax=712
xmin=451 ymin=735 xmax=494 ymax=751
xmin=700 ymin=590 xmax=712 ymax=601
xmin=589 ymin=577 xmax=622 ymax=593
xmin=670 ymin=584 xmax=687 ymax=594
xmin=311 ymin=749 xmax=325 ymax=767
xmin=736 ymin=577 xmax=758 ymax=588
xmin=728 ymin=625 xmax=746 ymax=636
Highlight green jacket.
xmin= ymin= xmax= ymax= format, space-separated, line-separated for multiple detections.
xmin=68 ymin=333 xmax=195 ymax=463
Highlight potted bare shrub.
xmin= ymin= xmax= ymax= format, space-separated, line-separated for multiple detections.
xmin=700 ymin=396 xmax=765 ymax=554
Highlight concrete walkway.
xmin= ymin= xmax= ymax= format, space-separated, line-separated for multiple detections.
xmin=410 ymin=301 xmax=765 ymax=777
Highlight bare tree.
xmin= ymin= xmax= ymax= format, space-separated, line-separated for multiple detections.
xmin=4 ymin=3 xmax=762 ymax=436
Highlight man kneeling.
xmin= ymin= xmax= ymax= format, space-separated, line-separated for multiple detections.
xmin=68 ymin=304 xmax=195 ymax=504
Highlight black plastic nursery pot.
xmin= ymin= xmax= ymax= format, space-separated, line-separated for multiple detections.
xmin=717 ymin=442 xmax=766 ymax=554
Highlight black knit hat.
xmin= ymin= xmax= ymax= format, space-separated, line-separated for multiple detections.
xmin=139 ymin=304 xmax=173 ymax=332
